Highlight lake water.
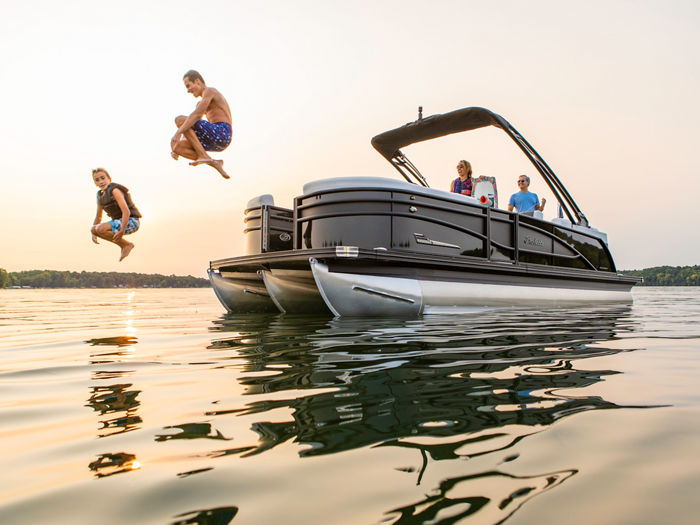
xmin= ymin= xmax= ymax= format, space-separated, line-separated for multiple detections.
xmin=1 ymin=287 xmax=699 ymax=525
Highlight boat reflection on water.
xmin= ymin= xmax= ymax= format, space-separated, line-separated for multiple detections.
xmin=208 ymin=306 xmax=641 ymax=459
xmin=208 ymin=305 xmax=652 ymax=523
xmin=385 ymin=469 xmax=576 ymax=524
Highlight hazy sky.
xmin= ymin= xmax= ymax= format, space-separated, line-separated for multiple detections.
xmin=1 ymin=0 xmax=698 ymax=276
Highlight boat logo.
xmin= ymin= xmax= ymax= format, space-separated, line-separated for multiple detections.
xmin=279 ymin=233 xmax=291 ymax=242
xmin=523 ymin=235 xmax=544 ymax=247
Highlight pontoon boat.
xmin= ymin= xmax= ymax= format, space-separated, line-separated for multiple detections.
xmin=208 ymin=107 xmax=639 ymax=316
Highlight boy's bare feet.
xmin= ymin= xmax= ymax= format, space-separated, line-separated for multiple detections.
xmin=190 ymin=158 xmax=230 ymax=179
xmin=119 ymin=242 xmax=134 ymax=261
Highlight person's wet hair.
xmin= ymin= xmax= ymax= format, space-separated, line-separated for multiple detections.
xmin=183 ymin=70 xmax=204 ymax=83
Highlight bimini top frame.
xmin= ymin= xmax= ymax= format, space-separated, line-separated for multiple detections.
xmin=371 ymin=106 xmax=589 ymax=227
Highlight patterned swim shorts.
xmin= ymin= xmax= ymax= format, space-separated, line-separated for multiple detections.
xmin=193 ymin=121 xmax=232 ymax=152
xmin=109 ymin=217 xmax=140 ymax=235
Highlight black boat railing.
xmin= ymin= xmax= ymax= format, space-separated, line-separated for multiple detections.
xmin=291 ymin=187 xmax=612 ymax=272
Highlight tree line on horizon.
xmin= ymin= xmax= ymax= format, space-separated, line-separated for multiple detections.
xmin=1 ymin=266 xmax=698 ymax=289
xmin=0 ymin=269 xmax=210 ymax=289
xmin=618 ymin=265 xmax=699 ymax=286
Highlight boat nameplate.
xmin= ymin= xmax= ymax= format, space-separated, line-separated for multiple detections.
xmin=523 ymin=235 xmax=544 ymax=247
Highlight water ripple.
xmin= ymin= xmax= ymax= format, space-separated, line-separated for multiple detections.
xmin=1 ymin=288 xmax=699 ymax=525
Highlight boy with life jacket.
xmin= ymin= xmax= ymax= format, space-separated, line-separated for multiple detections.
xmin=91 ymin=167 xmax=142 ymax=261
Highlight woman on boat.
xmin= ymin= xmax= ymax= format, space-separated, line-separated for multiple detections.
xmin=450 ymin=160 xmax=473 ymax=196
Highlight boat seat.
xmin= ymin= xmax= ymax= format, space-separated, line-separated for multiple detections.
xmin=551 ymin=217 xmax=572 ymax=227
xmin=302 ymin=176 xmax=480 ymax=206
xmin=550 ymin=216 xmax=609 ymax=245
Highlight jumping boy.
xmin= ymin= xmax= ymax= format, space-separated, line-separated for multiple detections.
xmin=91 ymin=168 xmax=142 ymax=261
xmin=171 ymin=70 xmax=233 ymax=180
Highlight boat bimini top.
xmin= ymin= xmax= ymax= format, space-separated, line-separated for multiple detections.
xmin=371 ymin=106 xmax=589 ymax=227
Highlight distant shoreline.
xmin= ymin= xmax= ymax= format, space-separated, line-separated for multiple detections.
xmin=0 ymin=269 xmax=210 ymax=289
xmin=618 ymin=265 xmax=699 ymax=286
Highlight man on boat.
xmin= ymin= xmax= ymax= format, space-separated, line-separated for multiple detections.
xmin=171 ymin=70 xmax=232 ymax=180
xmin=508 ymin=175 xmax=546 ymax=215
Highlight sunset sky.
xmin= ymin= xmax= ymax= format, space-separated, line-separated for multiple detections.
xmin=1 ymin=0 xmax=698 ymax=277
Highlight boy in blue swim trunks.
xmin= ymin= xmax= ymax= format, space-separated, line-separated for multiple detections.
xmin=91 ymin=168 xmax=142 ymax=261
xmin=171 ymin=69 xmax=233 ymax=180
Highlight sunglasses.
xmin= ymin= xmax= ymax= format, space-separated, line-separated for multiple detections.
xmin=517 ymin=180 xmax=527 ymax=183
